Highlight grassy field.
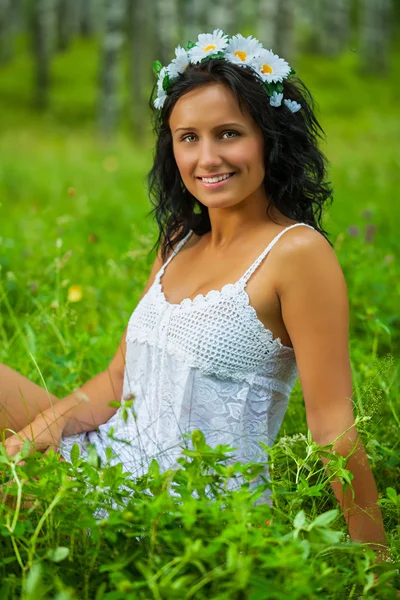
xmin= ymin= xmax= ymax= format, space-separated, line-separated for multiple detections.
xmin=0 ymin=38 xmax=399 ymax=598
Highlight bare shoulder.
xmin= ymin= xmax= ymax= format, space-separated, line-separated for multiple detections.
xmin=271 ymin=225 xmax=344 ymax=295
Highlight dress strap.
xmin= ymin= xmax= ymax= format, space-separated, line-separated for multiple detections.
xmin=156 ymin=229 xmax=194 ymax=279
xmin=239 ymin=223 xmax=316 ymax=286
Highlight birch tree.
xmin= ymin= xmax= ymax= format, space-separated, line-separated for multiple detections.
xmin=257 ymin=0 xmax=279 ymax=49
xmin=98 ymin=0 xmax=127 ymax=138
xmin=0 ymin=0 xmax=12 ymax=63
xmin=28 ymin=0 xmax=57 ymax=109
xmin=0 ymin=0 xmax=22 ymax=64
xmin=258 ymin=0 xmax=294 ymax=60
xmin=274 ymin=0 xmax=295 ymax=61
xmin=56 ymin=0 xmax=80 ymax=51
xmin=153 ymin=0 xmax=179 ymax=65
xmin=320 ymin=0 xmax=350 ymax=55
xmin=207 ymin=0 xmax=237 ymax=37
xmin=182 ymin=0 xmax=207 ymax=43
xmin=79 ymin=0 xmax=95 ymax=36
xmin=129 ymin=0 xmax=155 ymax=141
xmin=302 ymin=0 xmax=351 ymax=55
xmin=359 ymin=0 xmax=391 ymax=74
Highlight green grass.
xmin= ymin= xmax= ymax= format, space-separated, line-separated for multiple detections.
xmin=0 ymin=38 xmax=399 ymax=598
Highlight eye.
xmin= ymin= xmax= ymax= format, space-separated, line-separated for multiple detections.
xmin=180 ymin=130 xmax=239 ymax=142
xmin=222 ymin=131 xmax=239 ymax=139
xmin=181 ymin=134 xmax=197 ymax=143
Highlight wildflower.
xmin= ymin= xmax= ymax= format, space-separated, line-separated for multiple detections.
xmin=188 ymin=29 xmax=229 ymax=63
xmin=270 ymin=91 xmax=283 ymax=107
xmin=284 ymin=98 xmax=302 ymax=113
xmin=224 ymin=34 xmax=263 ymax=67
xmin=68 ymin=285 xmax=83 ymax=303
xmin=168 ymin=45 xmax=190 ymax=79
xmin=347 ymin=226 xmax=359 ymax=237
xmin=252 ymin=48 xmax=291 ymax=83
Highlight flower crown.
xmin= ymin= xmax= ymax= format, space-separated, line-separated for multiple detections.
xmin=153 ymin=29 xmax=302 ymax=114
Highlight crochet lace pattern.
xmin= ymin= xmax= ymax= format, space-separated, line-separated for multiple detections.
xmin=126 ymin=222 xmax=315 ymax=387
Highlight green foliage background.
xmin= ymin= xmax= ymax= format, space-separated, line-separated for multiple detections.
xmin=0 ymin=35 xmax=399 ymax=599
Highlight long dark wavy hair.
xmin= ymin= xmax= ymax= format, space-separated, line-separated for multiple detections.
xmin=146 ymin=57 xmax=333 ymax=261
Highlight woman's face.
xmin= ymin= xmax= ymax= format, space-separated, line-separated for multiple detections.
xmin=169 ymin=83 xmax=267 ymax=209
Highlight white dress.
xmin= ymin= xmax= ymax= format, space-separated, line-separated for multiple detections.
xmin=59 ymin=222 xmax=315 ymax=505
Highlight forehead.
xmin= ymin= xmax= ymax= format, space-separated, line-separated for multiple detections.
xmin=169 ymin=83 xmax=252 ymax=130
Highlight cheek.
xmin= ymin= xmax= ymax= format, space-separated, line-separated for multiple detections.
xmin=174 ymin=147 xmax=193 ymax=175
xmin=232 ymin=140 xmax=264 ymax=169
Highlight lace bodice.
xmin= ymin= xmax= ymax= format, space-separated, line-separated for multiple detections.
xmin=59 ymin=222 xmax=315 ymax=505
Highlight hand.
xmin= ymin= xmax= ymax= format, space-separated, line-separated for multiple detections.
xmin=3 ymin=411 xmax=65 ymax=458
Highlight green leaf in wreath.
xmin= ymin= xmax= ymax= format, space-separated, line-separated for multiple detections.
xmin=153 ymin=60 xmax=162 ymax=76
xmin=162 ymin=72 xmax=171 ymax=91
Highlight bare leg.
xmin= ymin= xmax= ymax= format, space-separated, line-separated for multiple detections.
xmin=0 ymin=363 xmax=59 ymax=439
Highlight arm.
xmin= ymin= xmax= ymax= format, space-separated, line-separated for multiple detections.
xmin=274 ymin=228 xmax=389 ymax=558
xmin=45 ymin=331 xmax=128 ymax=437
xmin=4 ymin=244 xmax=164 ymax=456
xmin=49 ymin=244 xmax=165 ymax=437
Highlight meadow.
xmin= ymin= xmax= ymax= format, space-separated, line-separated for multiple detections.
xmin=0 ymin=38 xmax=399 ymax=598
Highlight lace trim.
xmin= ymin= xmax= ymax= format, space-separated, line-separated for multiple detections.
xmin=123 ymin=336 xmax=296 ymax=393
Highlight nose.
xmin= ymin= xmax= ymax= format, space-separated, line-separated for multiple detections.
xmin=197 ymin=137 xmax=223 ymax=171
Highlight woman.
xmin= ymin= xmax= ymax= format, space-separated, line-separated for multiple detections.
xmin=1 ymin=30 xmax=390 ymax=561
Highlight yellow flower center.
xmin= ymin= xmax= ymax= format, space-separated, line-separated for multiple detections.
xmin=262 ymin=63 xmax=273 ymax=74
xmin=204 ymin=44 xmax=216 ymax=52
xmin=234 ymin=50 xmax=247 ymax=62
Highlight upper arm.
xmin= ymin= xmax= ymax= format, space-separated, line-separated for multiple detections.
xmin=274 ymin=228 xmax=355 ymax=446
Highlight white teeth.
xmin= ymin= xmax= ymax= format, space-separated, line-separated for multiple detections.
xmin=201 ymin=173 xmax=233 ymax=183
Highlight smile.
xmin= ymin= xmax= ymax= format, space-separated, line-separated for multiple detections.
xmin=197 ymin=173 xmax=236 ymax=188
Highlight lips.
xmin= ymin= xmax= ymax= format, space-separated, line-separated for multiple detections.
xmin=197 ymin=172 xmax=236 ymax=188
xmin=197 ymin=172 xmax=235 ymax=181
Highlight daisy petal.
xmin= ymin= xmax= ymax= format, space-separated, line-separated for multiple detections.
xmin=224 ymin=33 xmax=263 ymax=66
xmin=168 ymin=45 xmax=190 ymax=79
xmin=188 ymin=28 xmax=229 ymax=64
xmin=252 ymin=48 xmax=291 ymax=83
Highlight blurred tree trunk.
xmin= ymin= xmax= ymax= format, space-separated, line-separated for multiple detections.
xmin=0 ymin=0 xmax=22 ymax=64
xmin=56 ymin=0 xmax=79 ymax=51
xmin=0 ymin=0 xmax=12 ymax=63
xmin=79 ymin=0 xmax=95 ymax=36
xmin=305 ymin=0 xmax=350 ymax=55
xmin=258 ymin=0 xmax=279 ymax=49
xmin=183 ymin=0 xmax=207 ymax=43
xmin=258 ymin=0 xmax=294 ymax=60
xmin=153 ymin=0 xmax=179 ymax=65
xmin=236 ymin=0 xmax=259 ymax=37
xmin=210 ymin=0 xmax=237 ymax=36
xmin=359 ymin=0 xmax=391 ymax=74
xmin=28 ymin=0 xmax=57 ymax=109
xmin=129 ymin=0 xmax=154 ymax=142
xmin=320 ymin=0 xmax=350 ymax=55
xmin=98 ymin=0 xmax=126 ymax=138
xmin=274 ymin=0 xmax=295 ymax=61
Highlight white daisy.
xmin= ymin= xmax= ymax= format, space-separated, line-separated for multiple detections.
xmin=156 ymin=66 xmax=168 ymax=93
xmin=224 ymin=34 xmax=263 ymax=66
xmin=269 ymin=91 xmax=283 ymax=107
xmin=168 ymin=45 xmax=190 ymax=79
xmin=251 ymin=48 xmax=291 ymax=83
xmin=284 ymin=98 xmax=302 ymax=113
xmin=187 ymin=28 xmax=229 ymax=64
xmin=154 ymin=88 xmax=167 ymax=110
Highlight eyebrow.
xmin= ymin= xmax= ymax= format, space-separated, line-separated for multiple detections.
xmin=174 ymin=122 xmax=244 ymax=134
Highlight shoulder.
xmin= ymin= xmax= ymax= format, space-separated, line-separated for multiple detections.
xmin=271 ymin=224 xmax=344 ymax=296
